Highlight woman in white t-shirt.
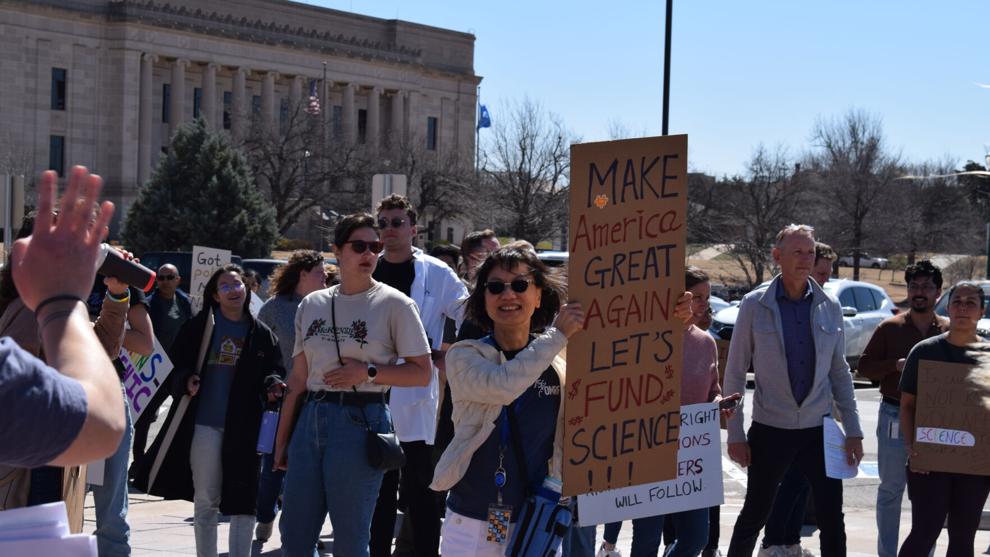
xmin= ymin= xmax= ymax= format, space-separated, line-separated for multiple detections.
xmin=274 ymin=213 xmax=432 ymax=557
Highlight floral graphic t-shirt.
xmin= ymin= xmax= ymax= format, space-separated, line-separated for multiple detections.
xmin=293 ymin=282 xmax=430 ymax=393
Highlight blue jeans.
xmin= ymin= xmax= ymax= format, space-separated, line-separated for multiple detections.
xmin=562 ymin=524 xmax=596 ymax=557
xmin=762 ymin=463 xmax=809 ymax=546
xmin=604 ymin=509 xmax=708 ymax=557
xmin=92 ymin=400 xmax=132 ymax=557
xmin=876 ymin=401 xmax=906 ymax=557
xmin=279 ymin=400 xmax=389 ymax=557
xmin=256 ymin=452 xmax=284 ymax=524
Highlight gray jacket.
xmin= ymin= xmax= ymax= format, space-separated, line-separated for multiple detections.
xmin=724 ymin=276 xmax=862 ymax=443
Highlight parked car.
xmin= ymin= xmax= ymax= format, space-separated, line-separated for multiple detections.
xmin=139 ymin=251 xmax=244 ymax=295
xmin=934 ymin=280 xmax=990 ymax=338
xmin=709 ymin=295 xmax=730 ymax=315
xmin=536 ymin=250 xmax=568 ymax=268
xmin=837 ymin=252 xmax=889 ymax=269
xmin=709 ymin=278 xmax=897 ymax=369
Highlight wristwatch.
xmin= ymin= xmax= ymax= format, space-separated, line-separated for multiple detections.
xmin=366 ymin=363 xmax=378 ymax=384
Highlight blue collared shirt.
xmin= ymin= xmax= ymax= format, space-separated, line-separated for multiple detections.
xmin=776 ymin=280 xmax=816 ymax=404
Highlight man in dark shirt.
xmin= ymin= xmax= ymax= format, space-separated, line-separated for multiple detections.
xmin=858 ymin=260 xmax=947 ymax=557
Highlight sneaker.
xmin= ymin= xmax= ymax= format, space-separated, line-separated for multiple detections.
xmin=597 ymin=544 xmax=623 ymax=557
xmin=781 ymin=545 xmax=814 ymax=557
xmin=701 ymin=551 xmax=723 ymax=557
xmin=757 ymin=546 xmax=788 ymax=557
xmin=255 ymin=521 xmax=273 ymax=543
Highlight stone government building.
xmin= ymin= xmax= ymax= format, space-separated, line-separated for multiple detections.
xmin=0 ymin=0 xmax=481 ymax=238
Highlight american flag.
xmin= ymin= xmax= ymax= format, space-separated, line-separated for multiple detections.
xmin=306 ymin=79 xmax=321 ymax=116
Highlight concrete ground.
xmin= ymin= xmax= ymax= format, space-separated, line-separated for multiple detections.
xmin=85 ymin=387 xmax=990 ymax=556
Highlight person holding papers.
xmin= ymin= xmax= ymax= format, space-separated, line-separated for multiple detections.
xmin=897 ymin=282 xmax=990 ymax=557
xmin=723 ymin=224 xmax=863 ymax=557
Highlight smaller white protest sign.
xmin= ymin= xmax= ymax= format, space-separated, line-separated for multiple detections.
xmin=576 ymin=403 xmax=723 ymax=526
xmin=823 ymin=416 xmax=858 ymax=480
xmin=190 ymin=245 xmax=231 ymax=314
xmin=119 ymin=336 xmax=174 ymax=422
xmin=916 ymin=427 xmax=976 ymax=447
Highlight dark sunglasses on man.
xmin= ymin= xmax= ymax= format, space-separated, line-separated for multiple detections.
xmin=345 ymin=240 xmax=384 ymax=254
xmin=377 ymin=217 xmax=407 ymax=229
xmin=484 ymin=277 xmax=533 ymax=295
xmin=157 ymin=274 xmax=177 ymax=281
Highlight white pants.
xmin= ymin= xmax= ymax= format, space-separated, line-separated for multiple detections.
xmin=439 ymin=509 xmax=563 ymax=557
xmin=190 ymin=425 xmax=255 ymax=557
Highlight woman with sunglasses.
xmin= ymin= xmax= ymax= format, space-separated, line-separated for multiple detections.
xmin=275 ymin=213 xmax=432 ymax=557
xmin=430 ymin=246 xmax=584 ymax=557
xmin=133 ymin=264 xmax=285 ymax=557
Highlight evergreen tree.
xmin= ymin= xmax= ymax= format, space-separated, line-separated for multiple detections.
xmin=122 ymin=119 xmax=278 ymax=257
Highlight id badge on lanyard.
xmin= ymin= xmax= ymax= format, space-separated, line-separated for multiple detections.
xmin=486 ymin=407 xmax=513 ymax=544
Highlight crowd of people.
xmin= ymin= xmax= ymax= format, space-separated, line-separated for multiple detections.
xmin=1 ymin=167 xmax=989 ymax=557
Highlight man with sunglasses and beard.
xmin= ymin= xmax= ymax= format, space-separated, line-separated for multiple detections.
xmin=369 ymin=194 xmax=468 ymax=557
xmin=857 ymin=260 xmax=947 ymax=557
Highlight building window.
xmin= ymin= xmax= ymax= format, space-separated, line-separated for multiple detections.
xmin=223 ymin=91 xmax=232 ymax=130
xmin=50 ymin=68 xmax=67 ymax=111
xmin=447 ymin=227 xmax=454 ymax=244
xmin=161 ymin=83 xmax=171 ymax=123
xmin=358 ymin=109 xmax=367 ymax=144
xmin=193 ymin=87 xmax=202 ymax=119
xmin=332 ymin=105 xmax=343 ymax=139
xmin=48 ymin=135 xmax=65 ymax=175
xmin=252 ymin=95 xmax=262 ymax=117
xmin=426 ymin=116 xmax=438 ymax=151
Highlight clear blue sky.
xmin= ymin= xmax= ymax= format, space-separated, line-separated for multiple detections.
xmin=305 ymin=0 xmax=989 ymax=177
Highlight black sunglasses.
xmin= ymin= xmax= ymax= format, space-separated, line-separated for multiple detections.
xmin=345 ymin=240 xmax=384 ymax=254
xmin=157 ymin=274 xmax=177 ymax=281
xmin=377 ymin=217 xmax=407 ymax=229
xmin=484 ymin=277 xmax=534 ymax=295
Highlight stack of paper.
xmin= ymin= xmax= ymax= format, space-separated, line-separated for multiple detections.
xmin=0 ymin=501 xmax=96 ymax=556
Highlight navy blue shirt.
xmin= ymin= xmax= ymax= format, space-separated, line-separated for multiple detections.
xmin=447 ymin=338 xmax=561 ymax=521
xmin=776 ymin=280 xmax=816 ymax=405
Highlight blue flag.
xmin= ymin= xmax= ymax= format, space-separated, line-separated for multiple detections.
xmin=478 ymin=104 xmax=491 ymax=129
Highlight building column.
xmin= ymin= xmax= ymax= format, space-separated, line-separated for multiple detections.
xmin=342 ymin=83 xmax=356 ymax=144
xmin=289 ymin=75 xmax=304 ymax=106
xmin=138 ymin=52 xmax=157 ymax=185
xmin=389 ymin=90 xmax=404 ymax=147
xmin=367 ymin=86 xmax=381 ymax=152
xmin=201 ymin=62 xmax=217 ymax=129
xmin=406 ymin=90 xmax=420 ymax=143
xmin=169 ymin=58 xmax=188 ymax=137
xmin=231 ymin=67 xmax=247 ymax=142
xmin=262 ymin=71 xmax=278 ymax=130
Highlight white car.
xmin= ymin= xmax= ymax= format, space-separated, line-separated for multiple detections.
xmin=709 ymin=278 xmax=897 ymax=369
xmin=933 ymin=281 xmax=990 ymax=337
xmin=837 ymin=253 xmax=889 ymax=269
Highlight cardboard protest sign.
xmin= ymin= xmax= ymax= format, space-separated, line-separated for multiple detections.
xmin=190 ymin=245 xmax=231 ymax=314
xmin=119 ymin=336 xmax=174 ymax=421
xmin=913 ymin=360 xmax=990 ymax=476
xmin=564 ymin=135 xmax=688 ymax=496
xmin=576 ymin=402 xmax=723 ymax=525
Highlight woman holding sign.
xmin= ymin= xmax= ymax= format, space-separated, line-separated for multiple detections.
xmin=898 ymin=282 xmax=990 ymax=557
xmin=430 ymin=246 xmax=584 ymax=557
xmin=599 ymin=266 xmax=740 ymax=557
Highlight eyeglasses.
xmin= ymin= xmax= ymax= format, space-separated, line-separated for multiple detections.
xmin=217 ymin=282 xmax=245 ymax=294
xmin=484 ymin=277 xmax=534 ymax=295
xmin=378 ymin=217 xmax=407 ymax=229
xmin=907 ymin=283 xmax=937 ymax=292
xmin=157 ymin=274 xmax=177 ymax=281
xmin=345 ymin=240 xmax=384 ymax=254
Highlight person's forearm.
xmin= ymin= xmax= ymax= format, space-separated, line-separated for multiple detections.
xmin=93 ymin=294 xmax=128 ymax=357
xmin=856 ymin=356 xmax=898 ymax=381
xmin=374 ymin=358 xmax=431 ymax=387
xmin=39 ymin=301 xmax=125 ymax=464
xmin=123 ymin=305 xmax=153 ymax=355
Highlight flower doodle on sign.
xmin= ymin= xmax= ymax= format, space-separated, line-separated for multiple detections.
xmin=594 ymin=194 xmax=609 ymax=209
xmin=568 ymin=416 xmax=584 ymax=426
xmin=661 ymin=389 xmax=675 ymax=404
xmin=664 ymin=364 xmax=675 ymax=379
xmin=351 ymin=319 xmax=369 ymax=348
xmin=567 ymin=378 xmax=581 ymax=400
xmin=305 ymin=318 xmax=326 ymax=340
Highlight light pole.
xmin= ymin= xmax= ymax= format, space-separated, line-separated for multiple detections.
xmin=985 ymin=153 xmax=990 ymax=279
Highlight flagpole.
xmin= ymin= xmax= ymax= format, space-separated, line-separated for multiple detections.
xmin=475 ymin=86 xmax=481 ymax=178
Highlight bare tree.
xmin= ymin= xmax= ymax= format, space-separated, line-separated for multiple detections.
xmin=807 ymin=109 xmax=901 ymax=280
xmin=716 ymin=145 xmax=804 ymax=287
xmin=241 ymin=101 xmax=367 ymax=234
xmin=481 ymin=98 xmax=572 ymax=245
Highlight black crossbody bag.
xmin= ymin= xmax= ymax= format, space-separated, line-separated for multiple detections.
xmin=331 ymin=293 xmax=405 ymax=471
